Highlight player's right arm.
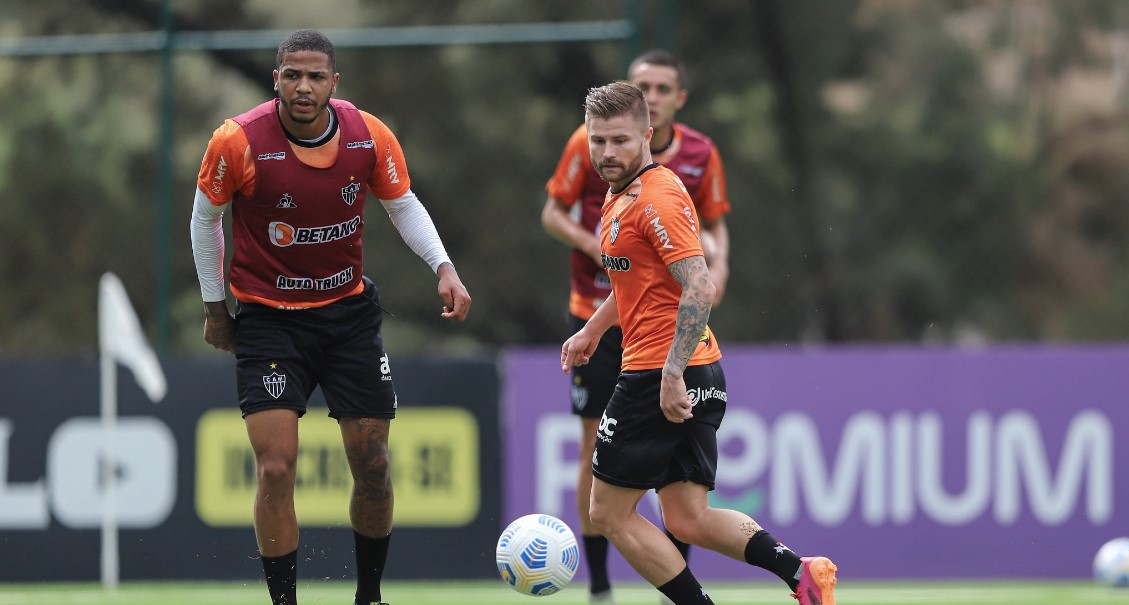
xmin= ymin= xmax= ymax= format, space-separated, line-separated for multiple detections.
xmin=541 ymin=195 xmax=601 ymax=264
xmin=561 ymin=291 xmax=619 ymax=373
xmin=542 ymin=125 xmax=601 ymax=264
xmin=190 ymin=120 xmax=249 ymax=353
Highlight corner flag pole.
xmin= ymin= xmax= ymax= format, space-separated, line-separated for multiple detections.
xmin=97 ymin=273 xmax=167 ymax=590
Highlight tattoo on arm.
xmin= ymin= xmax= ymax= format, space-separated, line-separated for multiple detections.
xmin=665 ymin=255 xmax=712 ymax=374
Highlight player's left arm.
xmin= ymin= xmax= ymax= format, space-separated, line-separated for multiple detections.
xmin=364 ymin=112 xmax=471 ymax=321
xmin=661 ymin=254 xmax=714 ymax=423
xmin=379 ymin=191 xmax=471 ymax=322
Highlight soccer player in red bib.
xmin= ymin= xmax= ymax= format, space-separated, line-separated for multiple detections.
xmin=190 ymin=29 xmax=471 ymax=605
xmin=541 ymin=50 xmax=730 ymax=605
xmin=561 ymin=81 xmax=837 ymax=605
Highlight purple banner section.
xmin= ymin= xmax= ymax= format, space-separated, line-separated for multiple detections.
xmin=501 ymin=345 xmax=1129 ymax=580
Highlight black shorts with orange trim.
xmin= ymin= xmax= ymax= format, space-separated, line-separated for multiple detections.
xmin=233 ymin=277 xmax=397 ymax=419
xmin=591 ymin=361 xmax=726 ymax=491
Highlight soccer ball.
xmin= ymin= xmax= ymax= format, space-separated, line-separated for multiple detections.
xmin=495 ymin=513 xmax=579 ymax=596
xmin=1093 ymin=537 xmax=1129 ymax=587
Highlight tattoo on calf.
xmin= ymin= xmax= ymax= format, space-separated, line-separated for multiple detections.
xmin=740 ymin=521 xmax=763 ymax=536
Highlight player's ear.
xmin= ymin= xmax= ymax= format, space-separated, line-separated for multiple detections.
xmin=675 ymin=88 xmax=688 ymax=111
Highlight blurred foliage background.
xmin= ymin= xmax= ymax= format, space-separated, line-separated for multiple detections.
xmin=3 ymin=0 xmax=1129 ymax=357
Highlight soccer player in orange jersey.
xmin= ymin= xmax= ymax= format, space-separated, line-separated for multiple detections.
xmin=541 ymin=50 xmax=730 ymax=605
xmin=189 ymin=29 xmax=471 ymax=605
xmin=561 ymin=81 xmax=838 ymax=605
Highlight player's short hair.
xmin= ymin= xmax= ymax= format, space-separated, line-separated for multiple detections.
xmin=629 ymin=48 xmax=687 ymax=89
xmin=584 ymin=81 xmax=649 ymax=127
xmin=277 ymin=29 xmax=336 ymax=71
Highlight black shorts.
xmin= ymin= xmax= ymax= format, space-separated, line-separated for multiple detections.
xmin=567 ymin=313 xmax=624 ymax=419
xmin=233 ymin=277 xmax=397 ymax=420
xmin=591 ymin=362 xmax=726 ymax=491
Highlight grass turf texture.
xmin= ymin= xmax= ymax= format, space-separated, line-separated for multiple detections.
xmin=0 ymin=580 xmax=1123 ymax=604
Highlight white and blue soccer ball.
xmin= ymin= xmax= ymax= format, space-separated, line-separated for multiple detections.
xmin=1093 ymin=537 xmax=1129 ymax=588
xmin=496 ymin=513 xmax=579 ymax=596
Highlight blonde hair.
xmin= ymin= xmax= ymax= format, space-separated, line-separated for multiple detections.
xmin=583 ymin=80 xmax=649 ymax=128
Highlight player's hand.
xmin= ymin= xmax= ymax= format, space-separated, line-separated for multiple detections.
xmin=660 ymin=371 xmax=692 ymax=423
xmin=437 ymin=263 xmax=471 ymax=321
xmin=561 ymin=331 xmax=598 ymax=373
xmin=202 ymin=302 xmax=235 ymax=353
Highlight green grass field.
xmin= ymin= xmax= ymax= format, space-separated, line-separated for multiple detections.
xmin=0 ymin=580 xmax=1123 ymax=605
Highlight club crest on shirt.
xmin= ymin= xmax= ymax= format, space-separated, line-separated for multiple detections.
xmin=341 ymin=181 xmax=361 ymax=206
xmin=610 ymin=218 xmax=621 ymax=244
xmin=263 ymin=371 xmax=286 ymax=399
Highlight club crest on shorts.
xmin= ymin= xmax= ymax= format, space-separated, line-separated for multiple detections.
xmin=341 ymin=181 xmax=361 ymax=206
xmin=609 ymin=218 xmax=620 ymax=244
xmin=263 ymin=371 xmax=286 ymax=399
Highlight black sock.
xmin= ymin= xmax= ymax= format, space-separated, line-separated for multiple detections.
xmin=262 ymin=550 xmax=297 ymax=605
xmin=743 ymin=530 xmax=802 ymax=591
xmin=665 ymin=528 xmax=692 ymax=562
xmin=657 ymin=566 xmax=714 ymax=604
xmin=582 ymin=534 xmax=612 ymax=594
xmin=354 ymin=531 xmax=391 ymax=604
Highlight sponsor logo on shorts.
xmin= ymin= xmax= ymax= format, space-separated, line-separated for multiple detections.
xmin=380 ymin=354 xmax=393 ymax=382
xmin=570 ymin=379 xmax=589 ymax=412
xmin=686 ymin=386 xmax=727 ymax=407
xmin=601 ymin=253 xmax=631 ymax=272
xmin=268 ymin=216 xmax=361 ymax=247
xmin=597 ymin=412 xmax=617 ymax=443
xmin=275 ymin=266 xmax=354 ymax=291
xmin=263 ymin=371 xmax=286 ymax=399
xmin=257 ymin=151 xmax=287 ymax=161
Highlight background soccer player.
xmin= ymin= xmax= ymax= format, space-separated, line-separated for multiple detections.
xmin=190 ymin=29 xmax=471 ymax=605
xmin=541 ymin=49 xmax=731 ymax=604
xmin=561 ymin=80 xmax=837 ymax=605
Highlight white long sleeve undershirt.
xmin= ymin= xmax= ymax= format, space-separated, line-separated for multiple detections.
xmin=189 ymin=187 xmax=452 ymax=303
xmin=190 ymin=187 xmax=228 ymax=303
xmin=380 ymin=189 xmax=452 ymax=273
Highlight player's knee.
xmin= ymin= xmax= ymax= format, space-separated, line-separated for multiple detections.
xmin=662 ymin=517 xmax=695 ymax=545
xmin=355 ymin=452 xmax=391 ymax=486
xmin=587 ymin=501 xmax=615 ymax=537
xmin=256 ymin=455 xmax=296 ymax=486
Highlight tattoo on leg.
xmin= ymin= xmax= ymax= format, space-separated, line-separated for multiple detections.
xmin=739 ymin=521 xmax=762 ymax=537
xmin=345 ymin=418 xmax=394 ymax=536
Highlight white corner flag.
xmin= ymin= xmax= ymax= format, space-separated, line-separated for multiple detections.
xmin=99 ymin=272 xmax=166 ymax=402
xmin=97 ymin=272 xmax=167 ymax=590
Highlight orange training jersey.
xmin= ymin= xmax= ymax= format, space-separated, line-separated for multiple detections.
xmin=196 ymin=99 xmax=411 ymax=308
xmin=600 ymin=164 xmax=722 ymax=371
xmin=547 ymin=122 xmax=730 ymax=321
